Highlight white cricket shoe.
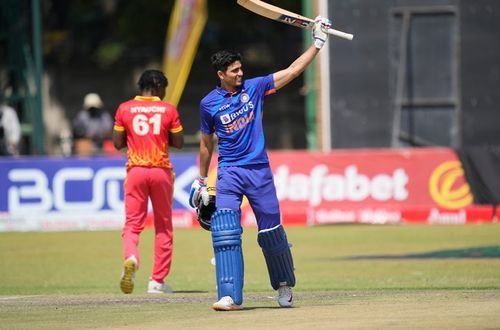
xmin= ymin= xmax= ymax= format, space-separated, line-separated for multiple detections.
xmin=120 ymin=256 xmax=138 ymax=294
xmin=278 ymin=286 xmax=293 ymax=307
xmin=212 ymin=296 xmax=243 ymax=311
xmin=147 ymin=279 xmax=173 ymax=294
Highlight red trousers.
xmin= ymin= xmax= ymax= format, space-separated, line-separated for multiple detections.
xmin=122 ymin=166 xmax=174 ymax=283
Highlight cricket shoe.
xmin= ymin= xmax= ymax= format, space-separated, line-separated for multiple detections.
xmin=148 ymin=279 xmax=173 ymax=294
xmin=212 ymin=296 xmax=243 ymax=311
xmin=278 ymin=285 xmax=293 ymax=307
xmin=120 ymin=256 xmax=138 ymax=294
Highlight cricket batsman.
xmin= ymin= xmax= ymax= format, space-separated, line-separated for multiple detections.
xmin=189 ymin=17 xmax=331 ymax=310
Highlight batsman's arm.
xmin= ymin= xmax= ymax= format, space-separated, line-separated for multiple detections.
xmin=199 ymin=133 xmax=214 ymax=177
xmin=273 ymin=44 xmax=319 ymax=90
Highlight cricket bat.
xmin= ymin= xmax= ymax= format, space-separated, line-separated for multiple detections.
xmin=237 ymin=0 xmax=354 ymax=41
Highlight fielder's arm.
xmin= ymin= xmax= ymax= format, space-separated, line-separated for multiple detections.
xmin=112 ymin=128 xmax=127 ymax=150
xmin=273 ymin=44 xmax=319 ymax=90
xmin=199 ymin=133 xmax=214 ymax=177
xmin=169 ymin=131 xmax=184 ymax=149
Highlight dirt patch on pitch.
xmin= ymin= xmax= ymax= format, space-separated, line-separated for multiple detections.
xmin=2 ymin=291 xmax=500 ymax=329
xmin=0 ymin=291 xmax=368 ymax=307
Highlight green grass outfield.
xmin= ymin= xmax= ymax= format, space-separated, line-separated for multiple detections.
xmin=1 ymin=224 xmax=500 ymax=329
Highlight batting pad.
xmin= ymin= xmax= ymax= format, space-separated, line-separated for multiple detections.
xmin=257 ymin=224 xmax=295 ymax=290
xmin=211 ymin=209 xmax=244 ymax=305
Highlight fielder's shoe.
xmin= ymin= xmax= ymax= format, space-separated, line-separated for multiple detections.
xmin=147 ymin=279 xmax=173 ymax=294
xmin=278 ymin=285 xmax=293 ymax=307
xmin=120 ymin=256 xmax=137 ymax=294
xmin=212 ymin=296 xmax=243 ymax=311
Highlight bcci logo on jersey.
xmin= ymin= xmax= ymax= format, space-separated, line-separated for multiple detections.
xmin=240 ymin=93 xmax=250 ymax=103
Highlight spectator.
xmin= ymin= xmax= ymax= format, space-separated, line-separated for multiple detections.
xmin=73 ymin=93 xmax=113 ymax=155
xmin=0 ymin=101 xmax=22 ymax=156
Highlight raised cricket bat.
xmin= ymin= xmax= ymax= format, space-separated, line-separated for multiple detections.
xmin=237 ymin=0 xmax=354 ymax=41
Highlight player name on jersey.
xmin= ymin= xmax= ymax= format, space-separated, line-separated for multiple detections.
xmin=130 ymin=106 xmax=166 ymax=113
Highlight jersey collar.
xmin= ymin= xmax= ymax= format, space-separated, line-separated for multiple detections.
xmin=134 ymin=96 xmax=162 ymax=101
xmin=216 ymin=85 xmax=243 ymax=97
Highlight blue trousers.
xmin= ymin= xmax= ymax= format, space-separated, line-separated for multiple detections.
xmin=216 ymin=163 xmax=281 ymax=230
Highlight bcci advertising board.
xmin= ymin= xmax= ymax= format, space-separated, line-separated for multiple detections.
xmin=0 ymin=148 xmax=492 ymax=232
xmin=0 ymin=155 xmax=199 ymax=231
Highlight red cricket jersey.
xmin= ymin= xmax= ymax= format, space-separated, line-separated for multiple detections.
xmin=114 ymin=96 xmax=182 ymax=170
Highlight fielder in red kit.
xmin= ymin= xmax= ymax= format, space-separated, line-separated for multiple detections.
xmin=112 ymin=70 xmax=184 ymax=294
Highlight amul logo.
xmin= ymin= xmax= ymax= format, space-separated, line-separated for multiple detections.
xmin=429 ymin=161 xmax=473 ymax=209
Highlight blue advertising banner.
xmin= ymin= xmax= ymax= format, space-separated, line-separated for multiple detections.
xmin=0 ymin=154 xmax=198 ymax=231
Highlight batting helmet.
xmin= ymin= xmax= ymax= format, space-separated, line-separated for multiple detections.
xmin=197 ymin=194 xmax=216 ymax=231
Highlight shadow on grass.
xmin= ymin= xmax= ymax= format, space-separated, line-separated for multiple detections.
xmin=219 ymin=306 xmax=285 ymax=311
xmin=340 ymin=246 xmax=500 ymax=260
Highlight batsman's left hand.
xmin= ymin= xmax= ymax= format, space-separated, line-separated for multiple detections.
xmin=189 ymin=176 xmax=209 ymax=208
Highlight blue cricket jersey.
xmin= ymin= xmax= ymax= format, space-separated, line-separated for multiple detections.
xmin=200 ymin=74 xmax=276 ymax=167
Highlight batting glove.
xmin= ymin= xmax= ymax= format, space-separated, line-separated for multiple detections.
xmin=312 ymin=16 xmax=332 ymax=49
xmin=189 ymin=176 xmax=209 ymax=208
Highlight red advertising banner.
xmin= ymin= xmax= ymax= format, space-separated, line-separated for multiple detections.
xmin=224 ymin=148 xmax=493 ymax=226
